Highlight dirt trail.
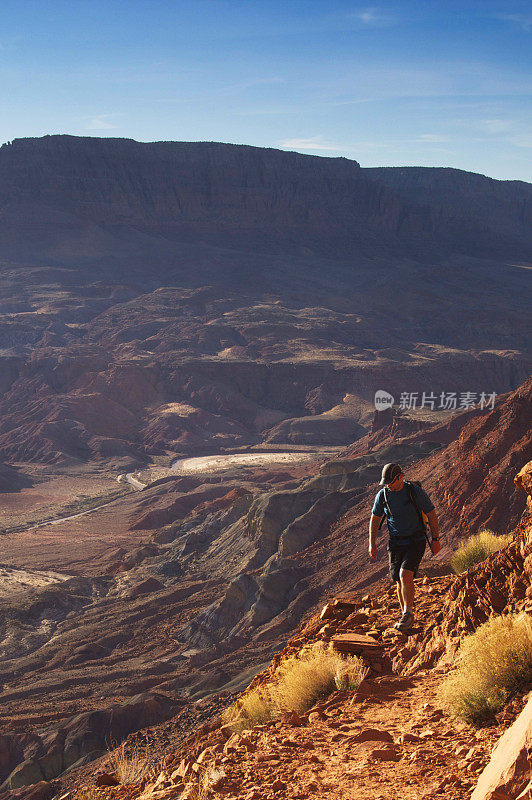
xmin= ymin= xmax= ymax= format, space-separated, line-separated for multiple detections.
xmin=80 ymin=573 xmax=524 ymax=800
xmin=198 ymin=672 xmax=491 ymax=800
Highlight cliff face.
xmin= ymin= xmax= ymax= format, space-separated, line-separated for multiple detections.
xmin=0 ymin=136 xmax=410 ymax=269
xmin=367 ymin=166 xmax=532 ymax=247
xmin=415 ymin=376 xmax=532 ymax=539
xmin=0 ymin=136 xmax=530 ymax=276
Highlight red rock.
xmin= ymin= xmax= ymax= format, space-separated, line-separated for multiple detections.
xmin=397 ymin=732 xmax=421 ymax=744
xmin=331 ymin=632 xmax=382 ymax=655
xmin=368 ymin=745 xmax=401 ymax=762
xmin=307 ymin=710 xmax=327 ymax=723
xmin=94 ymin=772 xmax=119 ymax=787
xmin=472 ymin=693 xmax=532 ymax=800
xmin=350 ymin=728 xmax=394 ymax=743
xmin=220 ymin=724 xmax=236 ymax=740
xmin=280 ymin=710 xmax=304 ymax=726
xmin=223 ymin=733 xmax=241 ymax=754
xmin=515 ymin=462 xmax=532 ymax=513
xmin=209 ymin=768 xmax=227 ymax=790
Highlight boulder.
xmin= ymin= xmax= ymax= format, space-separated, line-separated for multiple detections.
xmin=472 ymin=693 xmax=532 ymax=800
xmin=349 ymin=728 xmax=394 ymax=744
xmin=515 ymin=461 xmax=532 ymax=513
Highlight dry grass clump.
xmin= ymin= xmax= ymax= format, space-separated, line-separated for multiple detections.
xmin=224 ymin=643 xmax=365 ymax=732
xmin=72 ymin=791 xmax=100 ymax=800
xmin=227 ymin=685 xmax=274 ymax=729
xmin=450 ymin=529 xmax=510 ymax=574
xmin=441 ymin=612 xmax=532 ymax=724
xmin=105 ymin=740 xmax=151 ymax=785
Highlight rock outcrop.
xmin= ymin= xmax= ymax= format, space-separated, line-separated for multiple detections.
xmin=472 ymin=692 xmax=532 ymax=800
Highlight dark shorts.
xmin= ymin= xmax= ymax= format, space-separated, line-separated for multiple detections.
xmin=388 ymin=539 xmax=426 ymax=583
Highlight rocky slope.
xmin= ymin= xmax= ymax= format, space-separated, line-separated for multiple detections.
xmin=38 ymin=457 xmax=532 ymax=800
xmin=0 ymin=377 xmax=530 ymax=793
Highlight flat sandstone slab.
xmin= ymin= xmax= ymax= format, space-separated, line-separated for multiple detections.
xmin=331 ymin=633 xmax=382 ymax=654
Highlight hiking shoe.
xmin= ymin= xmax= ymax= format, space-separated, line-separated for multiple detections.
xmin=394 ymin=610 xmax=414 ymax=631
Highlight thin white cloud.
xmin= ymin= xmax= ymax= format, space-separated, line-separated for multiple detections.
xmin=306 ymin=59 xmax=532 ymax=103
xmin=86 ymin=114 xmax=119 ymax=130
xmin=496 ymin=13 xmax=532 ymax=32
xmin=279 ymin=136 xmax=348 ymax=152
xmin=480 ymin=118 xmax=514 ymax=133
xmin=352 ymin=7 xmax=396 ymax=27
xmin=509 ymin=134 xmax=532 ymax=148
xmin=416 ymin=134 xmax=450 ymax=143
xmin=277 ymin=137 xmax=392 ymax=156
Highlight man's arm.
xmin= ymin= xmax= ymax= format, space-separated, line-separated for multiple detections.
xmin=427 ymin=509 xmax=441 ymax=555
xmin=369 ymin=513 xmax=383 ymax=560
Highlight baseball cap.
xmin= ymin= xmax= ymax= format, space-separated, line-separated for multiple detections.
xmin=379 ymin=463 xmax=402 ymax=486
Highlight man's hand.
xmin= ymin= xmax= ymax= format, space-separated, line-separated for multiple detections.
xmin=368 ymin=513 xmax=382 ymax=561
xmin=427 ymin=510 xmax=440 ymax=556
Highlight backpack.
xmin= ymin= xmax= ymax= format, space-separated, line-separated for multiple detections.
xmin=378 ymin=480 xmax=429 ymax=533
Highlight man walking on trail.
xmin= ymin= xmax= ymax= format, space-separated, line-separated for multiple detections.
xmin=369 ymin=463 xmax=440 ymax=631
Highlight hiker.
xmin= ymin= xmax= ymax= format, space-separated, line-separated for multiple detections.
xmin=368 ymin=463 xmax=440 ymax=631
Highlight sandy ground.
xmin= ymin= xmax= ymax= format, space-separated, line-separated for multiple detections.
xmin=0 ymin=497 xmax=150 ymax=574
xmin=171 ymin=452 xmax=322 ymax=474
xmin=0 ymin=467 xmax=124 ymax=532
xmin=0 ymin=564 xmax=71 ymax=597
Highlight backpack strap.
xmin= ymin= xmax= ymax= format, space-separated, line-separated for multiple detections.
xmin=378 ymin=488 xmax=391 ymax=530
xmin=404 ymin=481 xmax=426 ymax=531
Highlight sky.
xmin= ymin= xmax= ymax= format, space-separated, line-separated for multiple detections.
xmin=1 ymin=0 xmax=531 ymax=181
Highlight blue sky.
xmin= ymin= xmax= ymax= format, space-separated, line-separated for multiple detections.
xmin=1 ymin=0 xmax=531 ymax=181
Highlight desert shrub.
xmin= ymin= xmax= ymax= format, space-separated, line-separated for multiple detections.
xmin=105 ymin=740 xmax=151 ymax=785
xmin=450 ymin=529 xmax=510 ymax=574
xmin=224 ymin=685 xmax=274 ymax=730
xmin=441 ymin=612 xmax=532 ymax=724
xmin=72 ymin=791 xmax=100 ymax=800
xmin=334 ymin=657 xmax=368 ymax=691
xmin=224 ymin=643 xmax=365 ymax=732
xmin=274 ymin=643 xmax=364 ymax=714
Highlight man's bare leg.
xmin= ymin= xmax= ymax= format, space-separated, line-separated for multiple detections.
xmin=396 ymin=581 xmax=404 ymax=613
xmin=400 ymin=567 xmax=415 ymax=611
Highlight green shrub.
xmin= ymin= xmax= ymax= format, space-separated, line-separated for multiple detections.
xmin=441 ymin=612 xmax=532 ymax=724
xmin=224 ymin=643 xmax=366 ymax=732
xmin=450 ymin=529 xmax=510 ymax=575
